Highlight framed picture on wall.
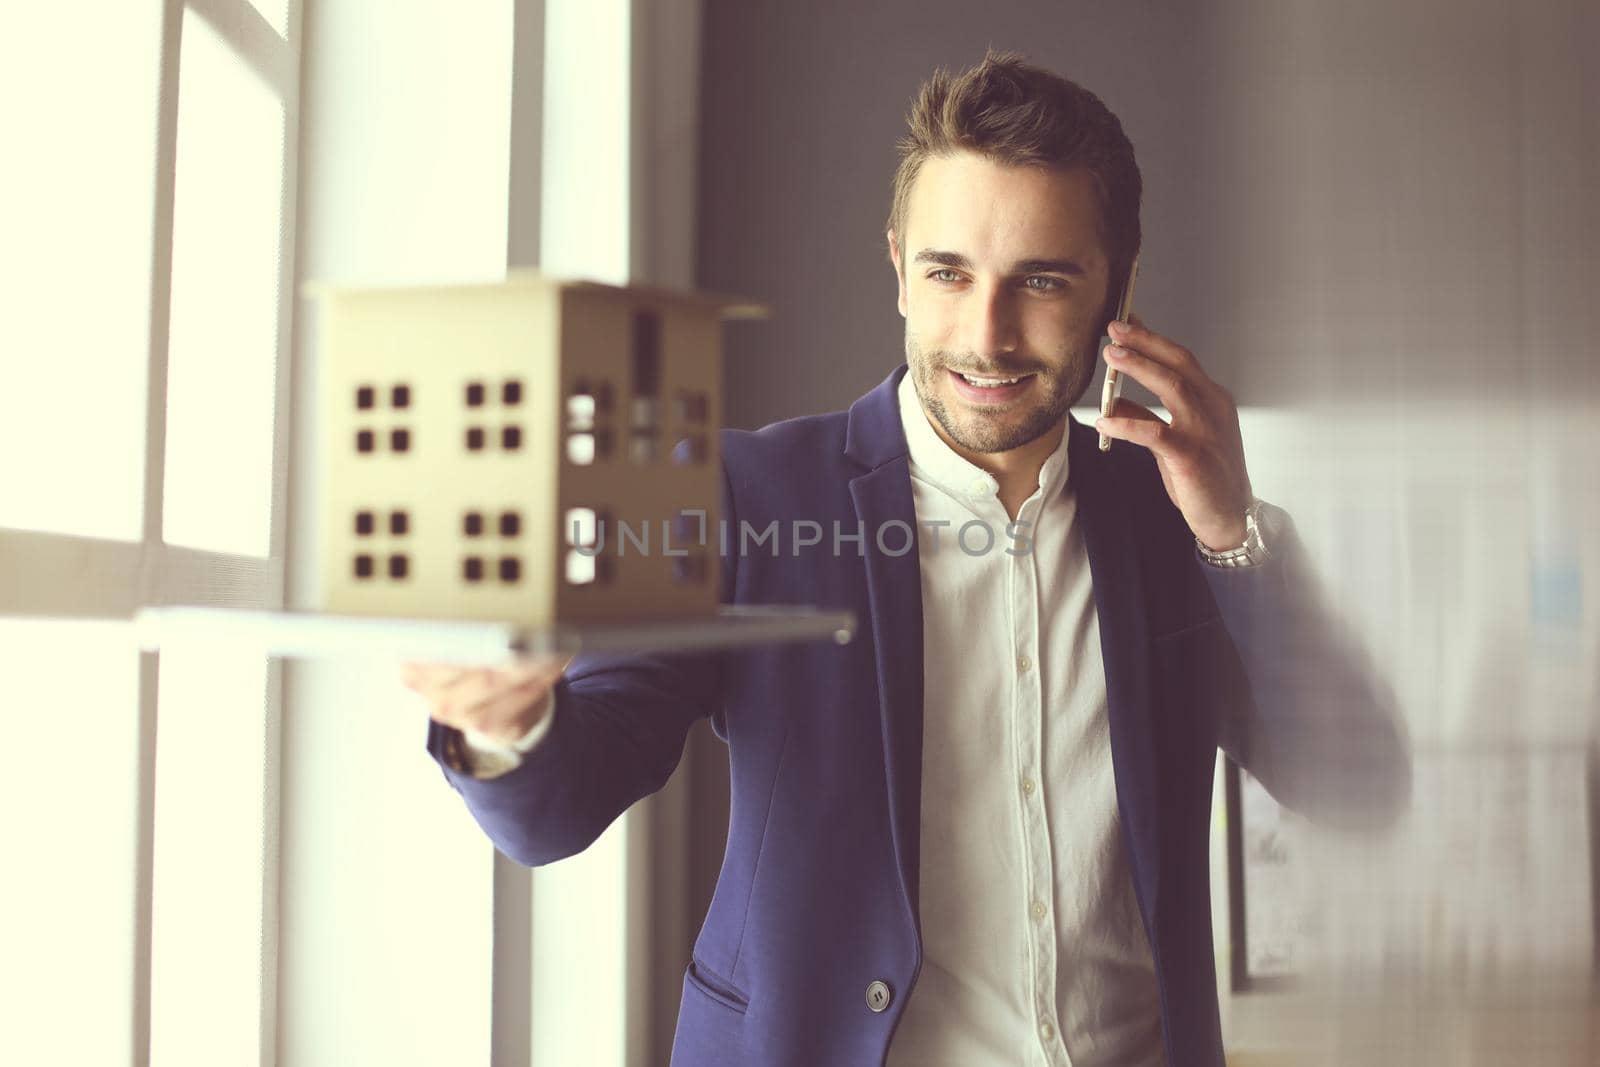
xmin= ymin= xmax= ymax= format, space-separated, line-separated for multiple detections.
xmin=1225 ymin=757 xmax=1315 ymax=992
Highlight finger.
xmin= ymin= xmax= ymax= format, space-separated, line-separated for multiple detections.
xmin=402 ymin=662 xmax=459 ymax=693
xmin=1108 ymin=315 xmax=1202 ymax=375
xmin=1096 ymin=400 xmax=1178 ymax=454
xmin=412 ymin=665 xmax=492 ymax=704
xmin=405 ymin=655 xmax=567 ymax=701
xmin=410 ymin=655 xmax=563 ymax=683
xmin=435 ymin=659 xmax=567 ymax=716
xmin=429 ymin=667 xmax=506 ymax=723
xmin=1106 ymin=396 xmax=1167 ymax=424
xmin=1104 ymin=342 xmax=1193 ymax=418
xmin=401 ymin=661 xmax=435 ymax=685
xmin=447 ymin=675 xmax=553 ymax=739
xmin=404 ymin=661 xmax=472 ymax=682
xmin=502 ymin=659 xmax=570 ymax=693
xmin=509 ymin=652 xmax=576 ymax=678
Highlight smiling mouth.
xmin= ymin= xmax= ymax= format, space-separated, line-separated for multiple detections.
xmin=947 ymin=368 xmax=1035 ymax=402
xmin=956 ymin=371 xmax=1027 ymax=386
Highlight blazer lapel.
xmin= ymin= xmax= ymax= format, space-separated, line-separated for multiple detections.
xmin=844 ymin=367 xmax=926 ymax=932
xmin=1068 ymin=416 xmax=1163 ymax=911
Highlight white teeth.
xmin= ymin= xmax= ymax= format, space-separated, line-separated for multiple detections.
xmin=960 ymin=373 xmax=1023 ymax=388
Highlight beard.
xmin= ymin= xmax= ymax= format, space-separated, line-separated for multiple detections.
xmin=905 ymin=332 xmax=1098 ymax=455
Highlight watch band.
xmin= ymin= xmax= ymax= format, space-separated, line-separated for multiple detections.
xmin=1196 ymin=497 xmax=1273 ymax=568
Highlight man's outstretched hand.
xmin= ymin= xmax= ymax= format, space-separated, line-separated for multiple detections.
xmin=402 ymin=655 xmax=573 ymax=745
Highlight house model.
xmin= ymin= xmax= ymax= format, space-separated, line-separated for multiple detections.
xmin=312 ymin=274 xmax=765 ymax=626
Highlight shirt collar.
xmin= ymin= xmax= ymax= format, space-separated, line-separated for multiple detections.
xmin=896 ymin=366 xmax=1071 ymax=505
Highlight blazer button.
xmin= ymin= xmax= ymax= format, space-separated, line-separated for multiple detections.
xmin=865 ymin=979 xmax=893 ymax=1013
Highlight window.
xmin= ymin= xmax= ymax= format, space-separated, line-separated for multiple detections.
xmin=160 ymin=8 xmax=287 ymax=557
xmin=0 ymin=3 xmax=300 ymax=1061
xmin=2 ymin=1 xmax=675 ymax=1062
xmin=0 ymin=620 xmax=143 ymax=1063
xmin=0 ymin=6 xmax=162 ymax=540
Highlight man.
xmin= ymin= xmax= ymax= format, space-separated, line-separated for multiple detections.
xmin=410 ymin=50 xmax=1409 ymax=1067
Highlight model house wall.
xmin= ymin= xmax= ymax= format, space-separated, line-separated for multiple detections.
xmin=314 ymin=275 xmax=762 ymax=625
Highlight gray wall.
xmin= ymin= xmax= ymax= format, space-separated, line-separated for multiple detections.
xmin=698 ymin=0 xmax=1599 ymax=425
xmin=698 ymin=0 xmax=1211 ymax=428
xmin=685 ymin=0 xmax=1600 ymax=1037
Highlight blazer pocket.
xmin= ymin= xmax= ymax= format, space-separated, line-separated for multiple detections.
xmin=685 ymin=957 xmax=750 ymax=1016
xmin=1151 ymin=613 xmax=1223 ymax=644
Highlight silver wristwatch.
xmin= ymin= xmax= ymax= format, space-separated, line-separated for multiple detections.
xmin=1196 ymin=497 xmax=1274 ymax=568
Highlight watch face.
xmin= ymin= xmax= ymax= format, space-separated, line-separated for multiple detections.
xmin=1248 ymin=501 xmax=1281 ymax=557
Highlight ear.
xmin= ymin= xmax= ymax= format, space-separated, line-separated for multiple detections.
xmin=887 ymin=230 xmax=908 ymax=318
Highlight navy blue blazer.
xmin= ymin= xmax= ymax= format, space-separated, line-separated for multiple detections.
xmin=428 ymin=364 xmax=1409 ymax=1067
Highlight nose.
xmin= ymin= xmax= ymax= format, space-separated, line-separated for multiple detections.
xmin=962 ymin=280 xmax=1020 ymax=358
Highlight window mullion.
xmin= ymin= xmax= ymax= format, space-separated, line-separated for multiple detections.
xmin=185 ymin=0 xmax=292 ymax=96
xmin=260 ymin=5 xmax=304 ymax=1062
xmin=135 ymin=0 xmax=185 ymax=1057
xmin=0 ymin=532 xmax=282 ymax=619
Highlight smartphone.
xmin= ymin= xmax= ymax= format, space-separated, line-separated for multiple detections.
xmin=1098 ymin=256 xmax=1141 ymax=452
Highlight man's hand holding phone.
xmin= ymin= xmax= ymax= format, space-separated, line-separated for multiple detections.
xmin=1092 ymin=314 xmax=1255 ymax=553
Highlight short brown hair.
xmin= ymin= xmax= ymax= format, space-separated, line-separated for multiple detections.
xmin=887 ymin=49 xmax=1142 ymax=314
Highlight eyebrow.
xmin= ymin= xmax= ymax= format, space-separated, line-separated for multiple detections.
xmin=912 ymin=249 xmax=1087 ymax=277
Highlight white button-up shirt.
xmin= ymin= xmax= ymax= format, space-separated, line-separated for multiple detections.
xmin=886 ymin=371 xmax=1163 ymax=1067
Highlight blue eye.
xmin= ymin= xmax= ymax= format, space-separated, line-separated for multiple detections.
xmin=929 ymin=269 xmax=963 ymax=283
xmin=1023 ymin=275 xmax=1065 ymax=291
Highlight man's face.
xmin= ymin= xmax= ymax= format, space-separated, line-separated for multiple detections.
xmin=889 ymin=152 xmax=1113 ymax=455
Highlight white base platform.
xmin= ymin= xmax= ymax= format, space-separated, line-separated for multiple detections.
xmin=131 ymin=604 xmax=856 ymax=665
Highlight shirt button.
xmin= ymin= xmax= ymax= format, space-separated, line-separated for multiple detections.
xmin=1021 ymin=776 xmax=1036 ymax=796
xmin=1017 ymin=654 xmax=1032 ymax=672
xmin=1040 ymin=1020 xmax=1055 ymax=1041
xmin=1030 ymin=900 xmax=1047 ymax=920
xmin=969 ymin=478 xmax=989 ymax=496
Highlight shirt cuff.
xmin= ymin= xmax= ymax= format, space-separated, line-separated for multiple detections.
xmin=457 ymin=689 xmax=557 ymax=780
